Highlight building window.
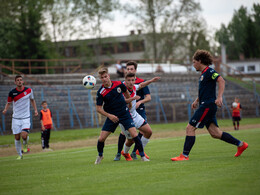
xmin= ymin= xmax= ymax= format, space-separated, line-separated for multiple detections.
xmin=236 ymin=66 xmax=245 ymax=72
xmin=117 ymin=42 xmax=130 ymax=53
xmin=132 ymin=40 xmax=145 ymax=52
xmin=247 ymin=65 xmax=255 ymax=72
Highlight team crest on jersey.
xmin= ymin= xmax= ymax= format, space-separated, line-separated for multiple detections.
xmin=117 ymin=87 xmax=121 ymax=93
xmin=200 ymin=75 xmax=204 ymax=81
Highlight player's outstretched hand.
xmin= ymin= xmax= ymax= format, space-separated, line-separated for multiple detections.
xmin=215 ymin=97 xmax=223 ymax=107
xmin=152 ymin=77 xmax=161 ymax=82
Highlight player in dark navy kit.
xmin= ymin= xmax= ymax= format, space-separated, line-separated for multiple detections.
xmin=171 ymin=50 xmax=248 ymax=161
xmin=114 ymin=61 xmax=152 ymax=161
xmin=94 ymin=67 xmax=149 ymax=164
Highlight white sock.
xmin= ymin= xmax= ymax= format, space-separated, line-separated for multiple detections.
xmin=141 ymin=137 xmax=149 ymax=148
xmin=15 ymin=140 xmax=22 ymax=156
xmin=124 ymin=143 xmax=131 ymax=154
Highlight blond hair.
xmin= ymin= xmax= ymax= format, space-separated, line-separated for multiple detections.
xmin=98 ymin=67 xmax=108 ymax=75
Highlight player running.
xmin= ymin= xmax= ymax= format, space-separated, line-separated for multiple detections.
xmin=2 ymin=75 xmax=38 ymax=160
xmin=119 ymin=73 xmax=160 ymax=161
xmin=94 ymin=67 xmax=149 ymax=164
xmin=114 ymin=61 xmax=152 ymax=161
xmin=171 ymin=49 xmax=248 ymax=161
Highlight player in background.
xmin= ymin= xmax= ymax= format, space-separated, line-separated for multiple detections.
xmin=95 ymin=67 xmax=149 ymax=164
xmin=120 ymin=73 xmax=160 ymax=161
xmin=114 ymin=61 xmax=152 ymax=161
xmin=2 ymin=75 xmax=38 ymax=160
xmin=40 ymin=101 xmax=53 ymax=151
xmin=171 ymin=50 xmax=248 ymax=161
xmin=231 ymin=97 xmax=242 ymax=130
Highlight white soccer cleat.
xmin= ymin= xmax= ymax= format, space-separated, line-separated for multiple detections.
xmin=141 ymin=156 xmax=150 ymax=162
xmin=95 ymin=156 xmax=104 ymax=164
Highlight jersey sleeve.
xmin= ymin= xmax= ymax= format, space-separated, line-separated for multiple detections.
xmin=210 ymin=69 xmax=220 ymax=81
xmin=142 ymin=86 xmax=150 ymax=95
xmin=30 ymin=88 xmax=34 ymax=99
xmin=7 ymin=91 xmax=13 ymax=102
xmin=40 ymin=111 xmax=43 ymax=120
xmin=96 ymin=91 xmax=103 ymax=106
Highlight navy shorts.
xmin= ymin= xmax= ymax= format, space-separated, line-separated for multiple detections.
xmin=189 ymin=103 xmax=219 ymax=129
xmin=137 ymin=108 xmax=147 ymax=122
xmin=102 ymin=110 xmax=135 ymax=133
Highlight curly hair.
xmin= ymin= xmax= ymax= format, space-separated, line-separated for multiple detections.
xmin=193 ymin=50 xmax=213 ymax=66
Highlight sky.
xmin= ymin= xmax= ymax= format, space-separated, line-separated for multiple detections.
xmin=101 ymin=0 xmax=260 ymax=37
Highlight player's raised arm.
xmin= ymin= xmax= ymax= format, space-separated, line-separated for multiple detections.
xmin=139 ymin=77 xmax=160 ymax=89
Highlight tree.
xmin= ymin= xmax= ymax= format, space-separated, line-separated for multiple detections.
xmin=215 ymin=4 xmax=260 ymax=60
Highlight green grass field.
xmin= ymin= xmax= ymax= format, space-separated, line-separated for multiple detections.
xmin=0 ymin=119 xmax=260 ymax=194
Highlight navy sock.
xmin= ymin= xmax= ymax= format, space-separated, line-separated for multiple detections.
xmin=221 ymin=132 xmax=241 ymax=146
xmin=97 ymin=141 xmax=104 ymax=156
xmin=133 ymin=136 xmax=144 ymax=157
xmin=132 ymin=132 xmax=143 ymax=153
xmin=183 ymin=136 xmax=196 ymax=156
xmin=117 ymin=133 xmax=126 ymax=154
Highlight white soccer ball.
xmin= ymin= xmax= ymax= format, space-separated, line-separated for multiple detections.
xmin=82 ymin=75 xmax=96 ymax=89
xmin=232 ymin=102 xmax=238 ymax=108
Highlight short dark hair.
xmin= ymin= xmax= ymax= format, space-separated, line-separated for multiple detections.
xmin=15 ymin=75 xmax=22 ymax=81
xmin=125 ymin=72 xmax=136 ymax=79
xmin=193 ymin=50 xmax=213 ymax=66
xmin=126 ymin=61 xmax=137 ymax=70
xmin=41 ymin=101 xmax=47 ymax=105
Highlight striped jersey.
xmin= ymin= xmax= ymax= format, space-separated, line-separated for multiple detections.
xmin=123 ymin=83 xmax=140 ymax=118
xmin=7 ymin=87 xmax=34 ymax=119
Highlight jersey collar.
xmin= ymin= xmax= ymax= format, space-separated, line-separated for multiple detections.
xmin=201 ymin=66 xmax=209 ymax=75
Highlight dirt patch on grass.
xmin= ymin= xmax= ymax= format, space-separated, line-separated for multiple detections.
xmin=1 ymin=124 xmax=259 ymax=157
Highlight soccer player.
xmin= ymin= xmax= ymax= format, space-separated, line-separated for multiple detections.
xmin=171 ymin=50 xmax=248 ymax=161
xmin=2 ymin=75 xmax=38 ymax=160
xmin=231 ymin=97 xmax=242 ymax=130
xmin=120 ymin=73 xmax=160 ymax=161
xmin=40 ymin=101 xmax=53 ymax=151
xmin=95 ymin=67 xmax=149 ymax=164
xmin=114 ymin=61 xmax=152 ymax=161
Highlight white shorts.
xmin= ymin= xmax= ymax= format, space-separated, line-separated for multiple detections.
xmin=120 ymin=113 xmax=145 ymax=139
xmin=12 ymin=118 xmax=31 ymax=135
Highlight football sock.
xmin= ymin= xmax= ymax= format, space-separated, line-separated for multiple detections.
xmin=141 ymin=136 xmax=149 ymax=148
xmin=117 ymin=133 xmax=126 ymax=154
xmin=237 ymin=122 xmax=239 ymax=129
xmin=221 ymin=132 xmax=240 ymax=146
xmin=97 ymin=141 xmax=104 ymax=156
xmin=123 ymin=143 xmax=131 ymax=154
xmin=183 ymin=136 xmax=196 ymax=156
xmin=15 ymin=140 xmax=22 ymax=156
xmin=132 ymin=132 xmax=143 ymax=153
xmin=133 ymin=136 xmax=144 ymax=157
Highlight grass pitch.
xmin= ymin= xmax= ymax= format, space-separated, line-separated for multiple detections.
xmin=0 ymin=126 xmax=260 ymax=194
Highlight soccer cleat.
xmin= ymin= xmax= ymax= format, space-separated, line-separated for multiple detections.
xmin=22 ymin=144 xmax=29 ymax=153
xmin=114 ymin=153 xmax=121 ymax=161
xmin=16 ymin=155 xmax=23 ymax=160
xmin=131 ymin=152 xmax=138 ymax=160
xmin=235 ymin=142 xmax=248 ymax=157
xmin=136 ymin=150 xmax=150 ymax=159
xmin=94 ymin=156 xmax=104 ymax=164
xmin=141 ymin=156 xmax=150 ymax=162
xmin=121 ymin=151 xmax=133 ymax=161
xmin=171 ymin=154 xmax=189 ymax=161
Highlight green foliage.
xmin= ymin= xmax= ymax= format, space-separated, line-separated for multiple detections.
xmin=215 ymin=4 xmax=260 ymax=60
xmin=0 ymin=128 xmax=259 ymax=194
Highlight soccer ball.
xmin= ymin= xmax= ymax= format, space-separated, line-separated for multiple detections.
xmin=232 ymin=102 xmax=238 ymax=108
xmin=82 ymin=75 xmax=96 ymax=89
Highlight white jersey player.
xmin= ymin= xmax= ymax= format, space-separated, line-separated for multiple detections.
xmin=120 ymin=73 xmax=160 ymax=161
xmin=2 ymin=75 xmax=38 ymax=159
